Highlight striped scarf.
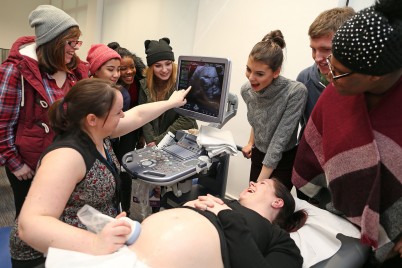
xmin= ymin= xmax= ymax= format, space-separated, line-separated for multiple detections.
xmin=292 ymin=78 xmax=402 ymax=262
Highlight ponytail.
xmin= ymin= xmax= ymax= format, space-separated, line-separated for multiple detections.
xmin=48 ymin=78 xmax=118 ymax=135
xmin=271 ymin=178 xmax=307 ymax=232
xmin=48 ymin=98 xmax=69 ymax=134
xmin=278 ymin=210 xmax=308 ymax=233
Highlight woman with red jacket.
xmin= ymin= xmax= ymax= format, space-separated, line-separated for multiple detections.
xmin=0 ymin=5 xmax=89 ymax=223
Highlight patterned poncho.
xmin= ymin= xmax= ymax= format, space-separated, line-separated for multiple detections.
xmin=292 ymin=78 xmax=402 ymax=262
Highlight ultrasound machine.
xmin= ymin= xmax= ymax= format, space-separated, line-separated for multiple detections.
xmin=122 ymin=56 xmax=237 ymax=208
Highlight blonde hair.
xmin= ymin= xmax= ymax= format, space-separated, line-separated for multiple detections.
xmin=145 ymin=62 xmax=177 ymax=102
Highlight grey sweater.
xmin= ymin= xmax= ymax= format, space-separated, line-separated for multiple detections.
xmin=241 ymin=76 xmax=307 ymax=168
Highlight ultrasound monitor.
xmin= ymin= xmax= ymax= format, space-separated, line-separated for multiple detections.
xmin=174 ymin=56 xmax=234 ymax=126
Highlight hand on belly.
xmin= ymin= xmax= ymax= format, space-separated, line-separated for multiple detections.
xmin=129 ymin=208 xmax=223 ymax=268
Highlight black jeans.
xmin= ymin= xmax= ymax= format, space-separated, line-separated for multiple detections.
xmin=6 ymin=167 xmax=32 ymax=218
xmin=120 ymin=172 xmax=133 ymax=216
xmin=249 ymin=146 xmax=297 ymax=191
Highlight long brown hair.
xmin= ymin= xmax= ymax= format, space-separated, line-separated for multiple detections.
xmin=144 ymin=62 xmax=177 ymax=102
xmin=37 ymin=26 xmax=81 ymax=74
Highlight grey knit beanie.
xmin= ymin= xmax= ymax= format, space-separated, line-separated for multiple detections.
xmin=144 ymin=37 xmax=175 ymax=66
xmin=29 ymin=5 xmax=79 ymax=47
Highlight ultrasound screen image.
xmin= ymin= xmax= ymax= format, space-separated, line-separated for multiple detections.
xmin=178 ymin=61 xmax=226 ymax=117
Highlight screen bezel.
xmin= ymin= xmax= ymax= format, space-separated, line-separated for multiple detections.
xmin=174 ymin=55 xmax=231 ymax=124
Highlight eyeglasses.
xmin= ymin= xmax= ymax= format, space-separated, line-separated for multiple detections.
xmin=66 ymin=40 xmax=83 ymax=48
xmin=326 ymin=54 xmax=353 ymax=80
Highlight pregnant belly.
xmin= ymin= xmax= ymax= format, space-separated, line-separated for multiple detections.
xmin=129 ymin=208 xmax=223 ymax=268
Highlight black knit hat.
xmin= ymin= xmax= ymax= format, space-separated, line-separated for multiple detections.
xmin=332 ymin=0 xmax=402 ymax=75
xmin=144 ymin=37 xmax=175 ymax=66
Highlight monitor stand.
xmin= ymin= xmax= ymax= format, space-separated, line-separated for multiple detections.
xmin=208 ymin=93 xmax=238 ymax=129
xmin=122 ymin=93 xmax=238 ymax=208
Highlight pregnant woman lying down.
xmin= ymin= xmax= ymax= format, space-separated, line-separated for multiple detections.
xmin=46 ymin=179 xmax=306 ymax=268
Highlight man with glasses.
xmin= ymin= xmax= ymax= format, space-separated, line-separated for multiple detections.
xmin=293 ymin=0 xmax=402 ymax=266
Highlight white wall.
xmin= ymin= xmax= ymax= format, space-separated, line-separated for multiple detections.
xmin=1 ymin=0 xmax=375 ymax=198
xmin=101 ymin=0 xmax=199 ymax=58
xmin=348 ymin=0 xmax=375 ymax=10
xmin=0 ymin=0 xmax=48 ymax=49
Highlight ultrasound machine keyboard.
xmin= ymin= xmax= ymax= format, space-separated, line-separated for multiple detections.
xmin=122 ymin=133 xmax=208 ymax=185
xmin=163 ymin=143 xmax=198 ymax=160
